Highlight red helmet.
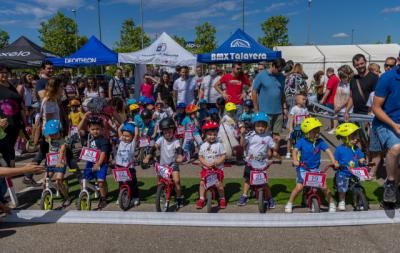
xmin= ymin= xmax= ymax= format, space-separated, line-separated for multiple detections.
xmin=185 ymin=104 xmax=199 ymax=114
xmin=202 ymin=121 xmax=219 ymax=132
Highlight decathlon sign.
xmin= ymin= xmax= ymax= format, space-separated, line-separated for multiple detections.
xmin=65 ymin=58 xmax=97 ymax=64
xmin=0 ymin=51 xmax=31 ymax=57
xmin=211 ymin=53 xmax=267 ymax=61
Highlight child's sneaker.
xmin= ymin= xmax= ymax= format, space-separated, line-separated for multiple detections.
xmin=338 ymin=201 xmax=346 ymax=211
xmin=268 ymin=198 xmax=276 ymax=209
xmin=284 ymin=202 xmax=293 ymax=213
xmin=176 ymin=197 xmax=184 ymax=209
xmin=237 ymin=195 xmax=248 ymax=206
xmin=98 ymin=197 xmax=107 ymax=209
xmin=196 ymin=199 xmax=205 ymax=209
xmin=62 ymin=196 xmax=72 ymax=207
xmin=219 ymin=198 xmax=227 ymax=209
xmin=329 ymin=202 xmax=336 ymax=213
xmin=285 ymin=153 xmax=291 ymax=159
xmin=131 ymin=198 xmax=140 ymax=206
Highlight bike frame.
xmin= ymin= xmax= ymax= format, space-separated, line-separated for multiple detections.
xmin=248 ymin=161 xmax=272 ymax=199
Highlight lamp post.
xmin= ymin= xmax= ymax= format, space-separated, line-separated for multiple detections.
xmin=140 ymin=0 xmax=144 ymax=49
xmin=72 ymin=9 xmax=79 ymax=75
xmin=307 ymin=0 xmax=312 ymax=45
xmin=242 ymin=0 xmax=245 ymax=31
xmin=97 ymin=0 xmax=102 ymax=42
xmin=351 ymin=29 xmax=354 ymax=44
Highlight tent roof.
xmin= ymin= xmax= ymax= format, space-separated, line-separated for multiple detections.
xmin=0 ymin=36 xmax=57 ymax=68
xmin=197 ymin=29 xmax=281 ymax=63
xmin=50 ymin=36 xmax=117 ymax=67
xmin=118 ymin=32 xmax=196 ymax=66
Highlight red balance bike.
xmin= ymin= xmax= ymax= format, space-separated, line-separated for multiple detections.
xmin=247 ymin=160 xmax=273 ymax=213
xmin=203 ymin=168 xmax=224 ymax=213
xmin=300 ymin=163 xmax=334 ymax=213
xmin=112 ymin=166 xmax=135 ymax=211
xmin=155 ymin=163 xmax=175 ymax=212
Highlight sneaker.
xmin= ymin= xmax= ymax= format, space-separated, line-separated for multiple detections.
xmin=237 ymin=195 xmax=248 ymax=206
xmin=98 ymin=198 xmax=107 ymax=209
xmin=176 ymin=197 xmax=184 ymax=208
xmin=285 ymin=153 xmax=291 ymax=159
xmin=62 ymin=197 xmax=72 ymax=207
xmin=327 ymin=129 xmax=335 ymax=135
xmin=284 ymin=202 xmax=293 ymax=213
xmin=22 ymin=177 xmax=40 ymax=187
xmin=329 ymin=202 xmax=336 ymax=213
xmin=383 ymin=181 xmax=397 ymax=203
xmin=131 ymin=198 xmax=140 ymax=206
xmin=196 ymin=199 xmax=205 ymax=209
xmin=268 ymin=198 xmax=276 ymax=209
xmin=338 ymin=201 xmax=346 ymax=211
xmin=219 ymin=198 xmax=227 ymax=209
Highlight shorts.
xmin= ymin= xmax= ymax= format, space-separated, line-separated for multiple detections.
xmin=243 ymin=165 xmax=251 ymax=181
xmin=200 ymin=168 xmax=224 ymax=182
xmin=47 ymin=167 xmax=66 ymax=174
xmin=289 ymin=128 xmax=303 ymax=142
xmin=83 ymin=162 xmax=108 ymax=181
xmin=296 ymin=166 xmax=320 ymax=184
xmin=369 ymin=126 xmax=383 ymax=152
xmin=335 ymin=172 xmax=351 ymax=193
xmin=374 ymin=124 xmax=400 ymax=150
xmin=267 ymin=113 xmax=283 ymax=135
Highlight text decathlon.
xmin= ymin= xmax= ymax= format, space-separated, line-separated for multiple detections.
xmin=211 ymin=53 xmax=267 ymax=61
xmin=65 ymin=58 xmax=97 ymax=64
xmin=0 ymin=51 xmax=31 ymax=57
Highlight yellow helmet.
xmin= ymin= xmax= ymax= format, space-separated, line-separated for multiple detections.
xmin=129 ymin=103 xmax=139 ymax=111
xmin=225 ymin=102 xmax=237 ymax=112
xmin=335 ymin=123 xmax=360 ymax=137
xmin=300 ymin=117 xmax=322 ymax=134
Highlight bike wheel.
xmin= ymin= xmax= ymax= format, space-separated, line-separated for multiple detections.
xmin=77 ymin=191 xmax=91 ymax=211
xmin=156 ymin=184 xmax=169 ymax=212
xmin=310 ymin=197 xmax=320 ymax=213
xmin=206 ymin=190 xmax=213 ymax=213
xmin=39 ymin=191 xmax=53 ymax=210
xmin=353 ymin=190 xmax=369 ymax=211
xmin=118 ymin=188 xmax=131 ymax=211
xmin=258 ymin=189 xmax=266 ymax=213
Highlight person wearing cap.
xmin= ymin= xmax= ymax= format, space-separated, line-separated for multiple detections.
xmin=68 ymin=98 xmax=84 ymax=141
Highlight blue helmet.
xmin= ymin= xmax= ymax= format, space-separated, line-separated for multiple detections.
xmin=199 ymin=99 xmax=207 ymax=105
xmin=143 ymin=97 xmax=155 ymax=105
xmin=244 ymin=99 xmax=254 ymax=109
xmin=121 ymin=123 xmax=135 ymax=135
xmin=251 ymin=112 xmax=269 ymax=124
xmin=208 ymin=108 xmax=218 ymax=115
xmin=127 ymin=98 xmax=137 ymax=106
xmin=139 ymin=96 xmax=147 ymax=104
xmin=177 ymin=102 xmax=186 ymax=109
xmin=44 ymin=119 xmax=62 ymax=136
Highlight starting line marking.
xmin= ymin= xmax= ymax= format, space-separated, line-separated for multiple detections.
xmin=2 ymin=210 xmax=400 ymax=227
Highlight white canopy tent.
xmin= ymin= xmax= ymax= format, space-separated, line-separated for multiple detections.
xmin=275 ymin=44 xmax=400 ymax=81
xmin=119 ymin=32 xmax=197 ymax=100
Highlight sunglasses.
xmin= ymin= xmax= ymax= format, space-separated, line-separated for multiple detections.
xmin=384 ymin=64 xmax=395 ymax=68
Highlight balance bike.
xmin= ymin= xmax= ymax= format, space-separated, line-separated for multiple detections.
xmin=113 ymin=166 xmax=135 ymax=211
xmin=203 ymin=168 xmax=222 ymax=213
xmin=248 ymin=160 xmax=272 ymax=213
xmin=155 ymin=163 xmax=175 ymax=212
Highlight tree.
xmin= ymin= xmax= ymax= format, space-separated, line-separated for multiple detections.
xmin=194 ymin=22 xmax=217 ymax=54
xmin=38 ymin=12 xmax=85 ymax=57
xmin=259 ymin=15 xmax=289 ymax=49
xmin=172 ymin=35 xmax=186 ymax=48
xmin=0 ymin=30 xmax=9 ymax=49
xmin=115 ymin=19 xmax=150 ymax=53
xmin=386 ymin=35 xmax=392 ymax=44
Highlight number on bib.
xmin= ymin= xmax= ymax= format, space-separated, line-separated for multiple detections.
xmin=46 ymin=152 xmax=65 ymax=167
xmin=70 ymin=126 xmax=79 ymax=135
xmin=205 ymin=173 xmax=218 ymax=189
xmin=139 ymin=137 xmax=150 ymax=147
xmin=351 ymin=167 xmax=370 ymax=181
xmin=156 ymin=165 xmax=172 ymax=180
xmin=79 ymin=147 xmax=100 ymax=163
xmin=112 ymin=167 xmax=132 ymax=182
xmin=303 ymin=172 xmax=326 ymax=188
xmin=185 ymin=130 xmax=193 ymax=140
xmin=177 ymin=126 xmax=185 ymax=135
xmin=250 ymin=171 xmax=267 ymax=185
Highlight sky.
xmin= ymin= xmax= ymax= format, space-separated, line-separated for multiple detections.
xmin=0 ymin=0 xmax=399 ymax=49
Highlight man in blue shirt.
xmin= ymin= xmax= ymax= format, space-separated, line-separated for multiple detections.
xmin=372 ymin=56 xmax=400 ymax=203
xmin=252 ymin=58 xmax=286 ymax=160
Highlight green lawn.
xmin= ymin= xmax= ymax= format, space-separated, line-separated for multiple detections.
xmin=64 ymin=175 xmax=383 ymax=205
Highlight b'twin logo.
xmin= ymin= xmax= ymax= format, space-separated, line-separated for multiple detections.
xmin=0 ymin=51 xmax=31 ymax=57
xmin=230 ymin=39 xmax=250 ymax=48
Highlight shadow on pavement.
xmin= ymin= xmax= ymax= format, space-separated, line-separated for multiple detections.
xmin=0 ymin=229 xmax=16 ymax=239
xmin=225 ymin=182 xmax=241 ymax=202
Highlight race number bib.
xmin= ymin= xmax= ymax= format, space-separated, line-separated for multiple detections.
xmin=70 ymin=126 xmax=79 ymax=135
xmin=295 ymin=114 xmax=308 ymax=126
xmin=250 ymin=171 xmax=267 ymax=185
xmin=156 ymin=164 xmax=172 ymax=180
xmin=205 ymin=173 xmax=218 ymax=189
xmin=139 ymin=137 xmax=150 ymax=147
xmin=185 ymin=130 xmax=193 ymax=140
xmin=303 ymin=172 xmax=326 ymax=188
xmin=177 ymin=126 xmax=185 ymax=135
xmin=79 ymin=147 xmax=100 ymax=163
xmin=112 ymin=167 xmax=132 ymax=182
xmin=46 ymin=152 xmax=65 ymax=167
xmin=351 ymin=167 xmax=370 ymax=181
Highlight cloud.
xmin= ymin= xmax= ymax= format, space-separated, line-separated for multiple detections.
xmin=231 ymin=1 xmax=291 ymax=21
xmin=382 ymin=6 xmax=400 ymax=13
xmin=110 ymin=0 xmax=206 ymax=8
xmin=0 ymin=20 xmax=18 ymax=25
xmin=34 ymin=0 xmax=84 ymax=9
xmin=86 ymin=5 xmax=96 ymax=11
xmin=332 ymin=32 xmax=349 ymax=38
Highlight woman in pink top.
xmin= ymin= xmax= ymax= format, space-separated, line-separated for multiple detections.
xmin=140 ymin=74 xmax=154 ymax=99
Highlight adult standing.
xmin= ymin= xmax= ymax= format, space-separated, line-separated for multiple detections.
xmin=384 ymin=57 xmax=396 ymax=73
xmin=84 ymin=76 xmax=104 ymax=99
xmin=193 ymin=66 xmax=204 ymax=101
xmin=173 ymin=66 xmax=196 ymax=105
xmin=35 ymin=60 xmax=55 ymax=102
xmin=344 ymin=54 xmax=378 ymax=148
xmin=199 ymin=64 xmax=221 ymax=108
xmin=310 ymin=70 xmax=325 ymax=101
xmin=284 ymin=63 xmax=308 ymax=110
xmin=334 ymin=65 xmax=353 ymax=116
xmin=108 ymin=67 xmax=129 ymax=100
xmin=320 ymin=67 xmax=340 ymax=133
xmin=140 ymin=73 xmax=155 ymax=100
xmin=154 ymin=72 xmax=174 ymax=108
xmin=214 ymin=63 xmax=250 ymax=115
xmin=252 ymin=58 xmax=286 ymax=159
xmin=372 ymin=56 xmax=400 ymax=203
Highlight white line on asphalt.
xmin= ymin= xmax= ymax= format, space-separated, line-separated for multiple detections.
xmin=2 ymin=210 xmax=400 ymax=227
